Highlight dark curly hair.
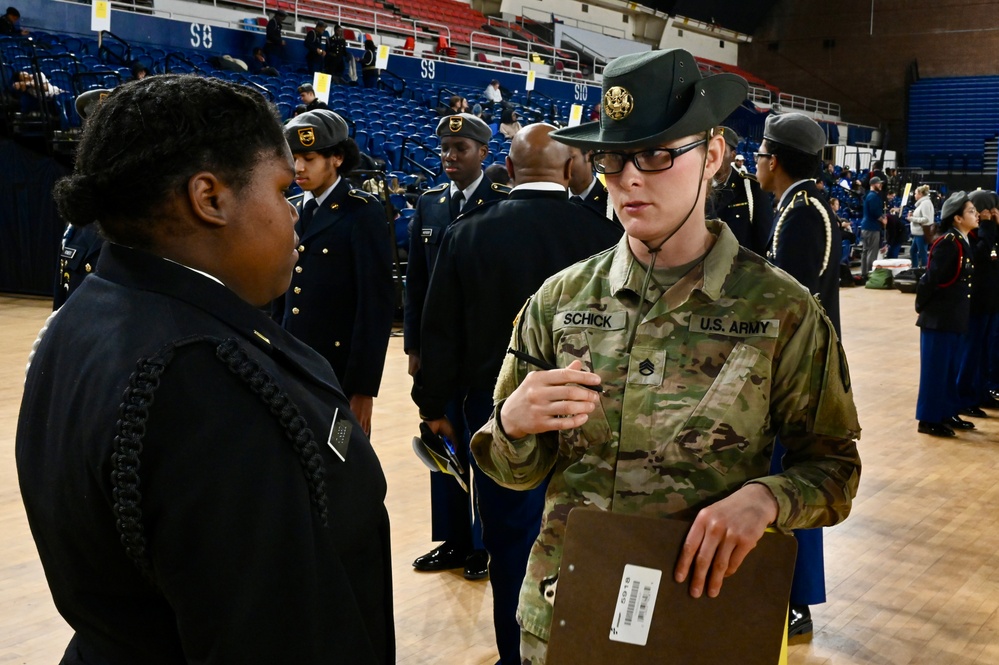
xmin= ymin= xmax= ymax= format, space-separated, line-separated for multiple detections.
xmin=317 ymin=138 xmax=361 ymax=176
xmin=53 ymin=75 xmax=286 ymax=248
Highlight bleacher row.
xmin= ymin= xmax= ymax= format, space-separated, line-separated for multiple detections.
xmin=908 ymin=76 xmax=999 ymax=173
xmin=0 ymin=29 xmax=602 ymax=179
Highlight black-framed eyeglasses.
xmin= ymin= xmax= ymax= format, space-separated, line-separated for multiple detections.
xmin=754 ymin=152 xmax=773 ymax=161
xmin=591 ymin=139 xmax=707 ymax=175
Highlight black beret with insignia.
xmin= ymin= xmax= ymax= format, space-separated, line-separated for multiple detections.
xmin=285 ymin=109 xmax=349 ymax=153
xmin=436 ymin=113 xmax=492 ymax=144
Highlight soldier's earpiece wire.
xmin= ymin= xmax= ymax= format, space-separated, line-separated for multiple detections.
xmin=623 ymin=128 xmax=713 ymax=353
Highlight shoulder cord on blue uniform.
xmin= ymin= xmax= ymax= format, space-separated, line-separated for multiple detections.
xmin=769 ymin=190 xmax=833 ymax=276
xmin=112 ymin=336 xmax=330 ymax=581
xmin=742 ymin=174 xmax=754 ymax=223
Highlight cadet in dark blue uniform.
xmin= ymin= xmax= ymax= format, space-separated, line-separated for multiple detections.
xmin=406 ymin=113 xmax=508 ymax=577
xmin=957 ymin=190 xmax=999 ymax=414
xmin=414 ymin=124 xmax=623 ymax=664
xmin=279 ymin=109 xmax=395 ymax=434
xmin=709 ymin=126 xmax=774 ymax=256
xmin=18 ymin=74 xmax=394 ymax=664
xmin=755 ymin=112 xmax=843 ymax=639
xmin=917 ymin=191 xmax=979 ymax=436
xmin=566 ymin=145 xmax=612 ymax=219
xmin=53 ymin=89 xmax=109 ymax=310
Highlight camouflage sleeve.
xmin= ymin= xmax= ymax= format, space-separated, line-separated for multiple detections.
xmin=749 ymin=299 xmax=862 ymax=531
xmin=469 ymin=288 xmax=560 ymax=491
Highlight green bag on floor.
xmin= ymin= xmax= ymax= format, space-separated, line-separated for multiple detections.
xmin=865 ymin=268 xmax=893 ymax=289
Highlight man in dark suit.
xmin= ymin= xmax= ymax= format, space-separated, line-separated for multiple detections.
xmin=304 ymin=20 xmax=328 ymax=73
xmin=754 ymin=111 xmax=842 ymax=641
xmin=415 ymin=123 xmax=622 ymax=664
xmin=278 ymin=109 xmax=395 ymax=435
xmin=264 ymin=9 xmax=286 ymax=64
xmin=566 ymin=145 xmax=611 ymax=218
xmin=405 ymin=113 xmax=508 ymax=578
xmin=709 ymin=126 xmax=774 ymax=256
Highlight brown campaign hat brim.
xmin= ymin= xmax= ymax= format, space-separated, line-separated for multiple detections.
xmin=552 ymin=73 xmax=747 ymax=151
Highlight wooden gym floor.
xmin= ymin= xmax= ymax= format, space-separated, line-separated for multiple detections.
xmin=2 ymin=285 xmax=998 ymax=665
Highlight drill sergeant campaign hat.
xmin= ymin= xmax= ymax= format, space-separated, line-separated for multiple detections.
xmin=436 ymin=112 xmax=492 ymax=144
xmin=550 ymin=48 xmax=747 ymax=150
xmin=284 ymin=109 xmax=349 ymax=153
xmin=763 ymin=112 xmax=826 ymax=155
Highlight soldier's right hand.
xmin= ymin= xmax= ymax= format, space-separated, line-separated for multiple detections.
xmin=407 ymin=351 xmax=421 ymax=377
xmin=498 ymin=359 xmax=601 ymax=440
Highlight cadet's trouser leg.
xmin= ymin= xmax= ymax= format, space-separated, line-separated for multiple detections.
xmin=466 ymin=390 xmax=549 ymax=665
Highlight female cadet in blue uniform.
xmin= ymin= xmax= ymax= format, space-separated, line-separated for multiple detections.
xmin=278 ymin=109 xmax=395 ymax=435
xmin=17 ymin=75 xmax=394 ymax=664
xmin=915 ymin=191 xmax=979 ymax=437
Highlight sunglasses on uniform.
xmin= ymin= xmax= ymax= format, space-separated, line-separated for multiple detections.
xmin=590 ymin=138 xmax=707 ymax=175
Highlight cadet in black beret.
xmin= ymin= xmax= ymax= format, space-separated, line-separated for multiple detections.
xmin=755 ymin=110 xmax=840 ymax=640
xmin=278 ymin=109 xmax=395 ymax=436
xmin=436 ymin=112 xmax=493 ymax=145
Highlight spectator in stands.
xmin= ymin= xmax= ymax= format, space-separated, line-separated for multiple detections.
xmin=448 ymin=95 xmax=469 ymax=114
xmin=264 ymin=9 xmax=286 ymax=65
xmin=908 ymin=184 xmax=934 ymax=268
xmin=1 ymin=6 xmax=27 ymax=35
xmin=325 ymin=24 xmax=348 ymax=81
xmin=837 ymin=168 xmax=853 ymax=190
xmin=11 ymin=70 xmax=62 ymax=114
xmin=484 ymin=79 xmax=502 ymax=104
xmin=19 ymin=73 xmax=395 ymax=665
xmin=297 ymin=83 xmax=328 ymax=111
xmin=248 ymin=47 xmax=278 ymax=77
xmin=130 ymin=63 xmax=149 ymax=80
xmin=293 ymin=103 xmax=308 ymax=117
xmin=859 ymin=176 xmax=887 ymax=281
xmin=499 ymin=108 xmax=521 ymax=139
xmin=588 ymin=101 xmax=601 ymax=121
xmin=885 ymin=206 xmax=905 ymax=259
xmin=361 ymin=39 xmax=379 ymax=88
xmin=304 ymin=21 xmax=328 ymax=73
xmin=831 ymin=196 xmax=857 ymax=283
xmin=732 ymin=153 xmax=748 ymax=174
xmin=821 ymin=161 xmax=836 ymax=188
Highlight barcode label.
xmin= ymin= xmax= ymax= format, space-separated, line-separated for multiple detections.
xmin=609 ymin=564 xmax=662 ymax=646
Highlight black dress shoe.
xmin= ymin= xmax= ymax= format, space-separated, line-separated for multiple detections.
xmin=980 ymin=395 xmax=999 ymax=409
xmin=413 ymin=541 xmax=469 ymax=571
xmin=960 ymin=406 xmax=988 ymax=418
xmin=463 ymin=549 xmax=489 ymax=580
xmin=918 ymin=421 xmax=956 ymax=437
xmin=788 ymin=604 xmax=813 ymax=639
xmin=990 ymin=389 xmax=999 ymax=402
xmin=946 ymin=415 xmax=976 ymax=430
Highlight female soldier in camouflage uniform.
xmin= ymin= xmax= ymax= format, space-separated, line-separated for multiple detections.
xmin=470 ymin=48 xmax=861 ymax=663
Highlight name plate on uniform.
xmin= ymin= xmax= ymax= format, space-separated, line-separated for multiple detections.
xmin=688 ymin=314 xmax=779 ymax=338
xmin=554 ymin=311 xmax=627 ymax=331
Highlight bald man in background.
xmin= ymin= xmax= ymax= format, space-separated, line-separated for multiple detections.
xmin=414 ymin=123 xmax=622 ymax=664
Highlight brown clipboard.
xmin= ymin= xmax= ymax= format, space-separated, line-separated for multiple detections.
xmin=546 ymin=508 xmax=797 ymax=665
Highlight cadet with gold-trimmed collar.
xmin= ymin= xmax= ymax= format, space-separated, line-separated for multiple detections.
xmin=405 ymin=112 xmax=509 ymax=580
xmin=278 ymin=109 xmax=394 ymax=435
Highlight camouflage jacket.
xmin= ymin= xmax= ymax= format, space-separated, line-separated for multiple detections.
xmin=470 ymin=220 xmax=862 ymax=642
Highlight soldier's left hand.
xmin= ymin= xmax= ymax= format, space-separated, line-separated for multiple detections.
xmin=673 ymin=483 xmax=779 ymax=599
